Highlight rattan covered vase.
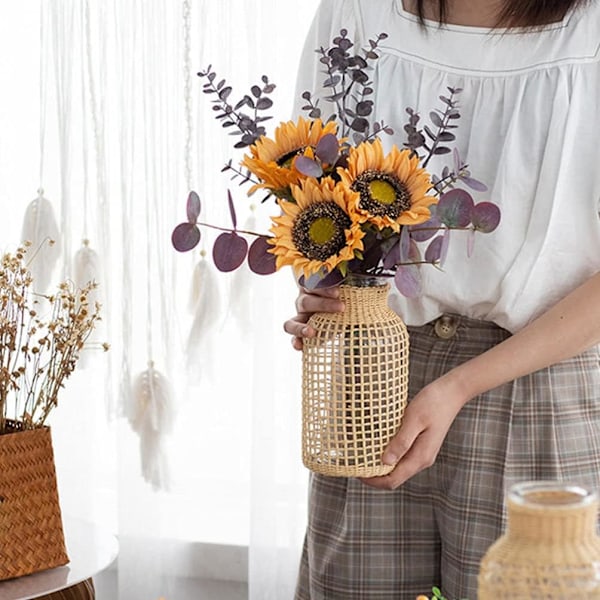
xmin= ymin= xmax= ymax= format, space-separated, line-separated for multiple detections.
xmin=301 ymin=275 xmax=409 ymax=478
xmin=0 ymin=421 xmax=69 ymax=580
xmin=478 ymin=481 xmax=600 ymax=599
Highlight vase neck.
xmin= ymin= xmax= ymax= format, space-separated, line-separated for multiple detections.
xmin=507 ymin=483 xmax=599 ymax=544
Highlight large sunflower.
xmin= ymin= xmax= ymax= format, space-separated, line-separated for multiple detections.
xmin=338 ymin=138 xmax=434 ymax=231
xmin=242 ymin=117 xmax=338 ymax=198
xmin=269 ymin=178 xmax=364 ymax=279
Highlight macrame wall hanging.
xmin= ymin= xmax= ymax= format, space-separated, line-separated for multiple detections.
xmin=124 ymin=0 xmax=178 ymax=492
xmin=21 ymin=0 xmax=61 ymax=293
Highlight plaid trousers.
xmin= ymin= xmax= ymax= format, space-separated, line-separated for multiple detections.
xmin=295 ymin=315 xmax=600 ymax=600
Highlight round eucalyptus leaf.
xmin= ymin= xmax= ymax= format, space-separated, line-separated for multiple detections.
xmin=315 ymin=134 xmax=339 ymax=165
xmin=212 ymin=232 xmax=248 ymax=272
xmin=171 ymin=222 xmax=201 ymax=252
xmin=248 ymin=237 xmax=277 ymax=275
xmin=472 ymin=201 xmax=501 ymax=233
xmin=437 ymin=189 xmax=474 ymax=228
xmin=295 ymin=156 xmax=323 ymax=178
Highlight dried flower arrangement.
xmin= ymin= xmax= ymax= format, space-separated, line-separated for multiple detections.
xmin=0 ymin=242 xmax=106 ymax=434
xmin=172 ymin=28 xmax=501 ymax=295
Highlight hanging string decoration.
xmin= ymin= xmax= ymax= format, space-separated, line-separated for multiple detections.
xmin=182 ymin=0 xmax=221 ymax=364
xmin=125 ymin=0 xmax=181 ymax=490
xmin=73 ymin=0 xmax=105 ymax=370
xmin=22 ymin=1 xmax=61 ymax=294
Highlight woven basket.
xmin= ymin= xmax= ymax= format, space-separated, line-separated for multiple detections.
xmin=478 ymin=481 xmax=600 ymax=598
xmin=0 ymin=421 xmax=69 ymax=580
xmin=301 ymin=278 xmax=409 ymax=477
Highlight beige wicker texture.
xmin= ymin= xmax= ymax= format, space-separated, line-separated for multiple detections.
xmin=302 ymin=281 xmax=409 ymax=477
xmin=0 ymin=422 xmax=69 ymax=580
xmin=478 ymin=483 xmax=600 ymax=599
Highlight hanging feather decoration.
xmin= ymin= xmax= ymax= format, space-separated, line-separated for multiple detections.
xmin=73 ymin=239 xmax=102 ymax=368
xmin=21 ymin=190 xmax=61 ymax=293
xmin=127 ymin=362 xmax=176 ymax=491
xmin=186 ymin=250 xmax=221 ymax=380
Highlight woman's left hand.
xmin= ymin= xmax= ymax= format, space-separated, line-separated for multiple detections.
xmin=360 ymin=375 xmax=467 ymax=490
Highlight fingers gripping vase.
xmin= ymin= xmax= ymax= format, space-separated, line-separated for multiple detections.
xmin=478 ymin=481 xmax=600 ymax=599
xmin=301 ymin=276 xmax=409 ymax=478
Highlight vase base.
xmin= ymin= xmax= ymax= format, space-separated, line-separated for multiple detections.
xmin=303 ymin=455 xmax=394 ymax=478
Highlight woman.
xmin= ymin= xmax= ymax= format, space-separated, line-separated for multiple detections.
xmin=285 ymin=0 xmax=600 ymax=598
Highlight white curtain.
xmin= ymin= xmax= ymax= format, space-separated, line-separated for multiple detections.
xmin=0 ymin=1 xmax=318 ymax=598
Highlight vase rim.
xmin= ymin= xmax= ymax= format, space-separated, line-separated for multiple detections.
xmin=343 ymin=273 xmax=389 ymax=287
xmin=509 ymin=480 xmax=597 ymax=508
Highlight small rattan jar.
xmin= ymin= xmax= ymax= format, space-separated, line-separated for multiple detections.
xmin=478 ymin=481 xmax=600 ymax=599
xmin=301 ymin=275 xmax=409 ymax=478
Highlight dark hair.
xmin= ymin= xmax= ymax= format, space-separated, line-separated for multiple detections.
xmin=415 ymin=0 xmax=589 ymax=27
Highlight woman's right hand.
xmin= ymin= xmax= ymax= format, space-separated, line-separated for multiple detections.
xmin=284 ymin=286 xmax=345 ymax=351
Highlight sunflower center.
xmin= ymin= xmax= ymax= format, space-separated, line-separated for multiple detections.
xmin=309 ymin=217 xmax=336 ymax=245
xmin=352 ymin=170 xmax=412 ymax=220
xmin=369 ymin=180 xmax=396 ymax=205
xmin=292 ymin=201 xmax=351 ymax=261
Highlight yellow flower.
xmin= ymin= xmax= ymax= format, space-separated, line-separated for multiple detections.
xmin=241 ymin=117 xmax=338 ymax=197
xmin=338 ymin=138 xmax=434 ymax=231
xmin=269 ymin=178 xmax=364 ymax=279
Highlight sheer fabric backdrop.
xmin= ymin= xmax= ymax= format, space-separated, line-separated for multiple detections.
xmin=0 ymin=1 xmax=318 ymax=598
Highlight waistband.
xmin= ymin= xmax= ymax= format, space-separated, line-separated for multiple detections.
xmin=408 ymin=313 xmax=512 ymax=343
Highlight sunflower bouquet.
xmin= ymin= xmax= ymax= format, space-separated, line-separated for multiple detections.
xmin=172 ymin=28 xmax=501 ymax=295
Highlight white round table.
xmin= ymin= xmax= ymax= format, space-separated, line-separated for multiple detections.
xmin=0 ymin=517 xmax=118 ymax=600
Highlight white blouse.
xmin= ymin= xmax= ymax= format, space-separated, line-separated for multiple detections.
xmin=295 ymin=0 xmax=600 ymax=332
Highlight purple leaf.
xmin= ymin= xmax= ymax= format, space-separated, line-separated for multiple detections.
xmin=394 ymin=264 xmax=422 ymax=298
xmin=459 ymin=175 xmax=488 ymax=192
xmin=409 ymin=214 xmax=441 ymax=242
xmin=171 ymin=222 xmax=201 ymax=252
xmin=383 ymin=240 xmax=401 ymax=270
xmin=425 ymin=235 xmax=443 ymax=263
xmin=315 ymin=134 xmax=339 ymax=164
xmin=453 ymin=147 xmax=462 ymax=173
xmin=295 ymin=155 xmax=323 ymax=178
xmin=186 ymin=191 xmax=201 ymax=222
xmin=440 ymin=229 xmax=451 ymax=267
xmin=466 ymin=229 xmax=476 ymax=258
xmin=212 ymin=232 xmax=248 ymax=272
xmin=248 ymin=236 xmax=277 ymax=275
xmin=399 ymin=225 xmax=411 ymax=262
xmin=227 ymin=190 xmax=237 ymax=229
xmin=437 ymin=189 xmax=474 ymax=228
xmin=408 ymin=239 xmax=422 ymax=262
xmin=299 ymin=269 xmax=345 ymax=290
xmin=472 ymin=201 xmax=501 ymax=233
